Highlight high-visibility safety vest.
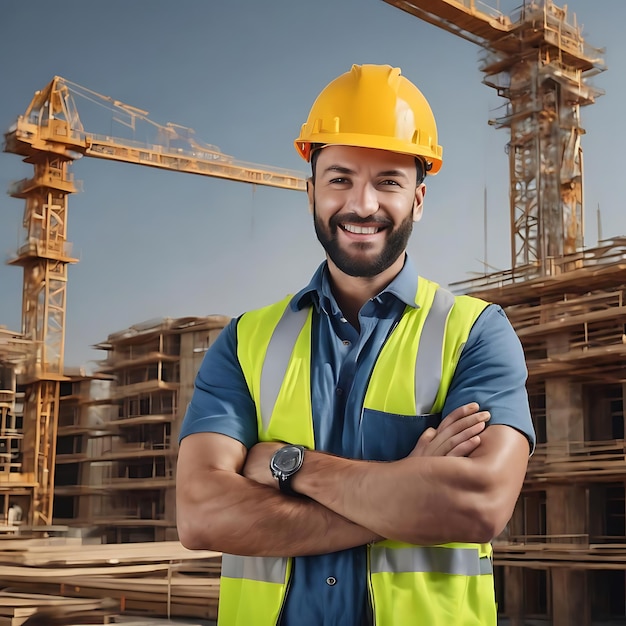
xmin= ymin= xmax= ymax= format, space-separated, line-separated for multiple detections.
xmin=219 ymin=277 xmax=495 ymax=626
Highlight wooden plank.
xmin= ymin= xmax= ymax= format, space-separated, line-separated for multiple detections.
xmin=0 ymin=593 xmax=115 ymax=625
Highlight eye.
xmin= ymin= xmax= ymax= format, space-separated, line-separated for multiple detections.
xmin=379 ymin=179 xmax=401 ymax=187
xmin=329 ymin=177 xmax=350 ymax=185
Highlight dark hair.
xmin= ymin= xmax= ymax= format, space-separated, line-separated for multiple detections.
xmin=415 ymin=158 xmax=426 ymax=185
xmin=310 ymin=144 xmax=426 ymax=186
xmin=310 ymin=143 xmax=324 ymax=181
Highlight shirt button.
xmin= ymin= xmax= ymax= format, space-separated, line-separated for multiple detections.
xmin=326 ymin=576 xmax=337 ymax=586
xmin=342 ymin=340 xmax=350 ymax=346
xmin=336 ymin=388 xmax=343 ymax=395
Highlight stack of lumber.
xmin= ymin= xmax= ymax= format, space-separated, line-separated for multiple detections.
xmin=0 ymin=591 xmax=116 ymax=626
xmin=0 ymin=538 xmax=221 ymax=622
xmin=0 ymin=591 xmax=117 ymax=626
xmin=494 ymin=540 xmax=626 ymax=570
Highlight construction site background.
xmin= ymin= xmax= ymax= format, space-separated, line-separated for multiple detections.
xmin=2 ymin=1 xmax=626 ymax=624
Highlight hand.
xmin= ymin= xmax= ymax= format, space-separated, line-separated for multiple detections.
xmin=242 ymin=441 xmax=284 ymax=488
xmin=410 ymin=402 xmax=490 ymax=458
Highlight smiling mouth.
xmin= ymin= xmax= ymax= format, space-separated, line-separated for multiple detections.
xmin=341 ymin=224 xmax=384 ymax=235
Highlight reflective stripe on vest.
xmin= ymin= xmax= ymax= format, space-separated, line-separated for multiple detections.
xmin=260 ymin=305 xmax=310 ymax=434
xmin=222 ymin=554 xmax=287 ymax=583
xmin=259 ymin=285 xmax=456 ymax=427
xmin=222 ymin=546 xmax=491 ymax=584
xmin=414 ymin=286 xmax=455 ymax=414
xmin=370 ymin=544 xmax=493 ymax=577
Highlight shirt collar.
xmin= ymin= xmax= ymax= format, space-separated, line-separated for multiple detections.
xmin=291 ymin=254 xmax=420 ymax=313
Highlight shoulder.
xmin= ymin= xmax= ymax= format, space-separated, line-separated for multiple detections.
xmin=195 ymin=317 xmax=239 ymax=383
xmin=457 ymin=303 xmax=526 ymax=369
xmin=468 ymin=303 xmax=520 ymax=346
xmin=453 ymin=303 xmax=529 ymax=401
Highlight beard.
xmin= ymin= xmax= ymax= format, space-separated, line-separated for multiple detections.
xmin=313 ymin=206 xmax=414 ymax=278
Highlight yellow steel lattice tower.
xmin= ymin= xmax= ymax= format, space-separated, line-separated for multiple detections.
xmin=3 ymin=76 xmax=306 ymax=525
xmin=384 ymin=0 xmax=605 ymax=279
xmin=4 ymin=82 xmax=81 ymax=522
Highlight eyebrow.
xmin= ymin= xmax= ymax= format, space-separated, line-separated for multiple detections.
xmin=322 ymin=165 xmax=410 ymax=179
xmin=323 ymin=165 xmax=355 ymax=176
xmin=378 ymin=169 xmax=410 ymax=179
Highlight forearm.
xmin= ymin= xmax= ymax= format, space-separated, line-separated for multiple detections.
xmin=177 ymin=468 xmax=380 ymax=557
xmin=291 ymin=426 xmax=527 ymax=545
xmin=292 ymin=454 xmax=485 ymax=544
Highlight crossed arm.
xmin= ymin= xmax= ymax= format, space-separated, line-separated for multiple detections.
xmin=176 ymin=403 xmax=529 ymax=556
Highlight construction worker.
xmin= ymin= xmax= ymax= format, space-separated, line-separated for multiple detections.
xmin=176 ymin=64 xmax=535 ymax=625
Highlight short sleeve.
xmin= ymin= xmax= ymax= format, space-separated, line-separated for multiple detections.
xmin=178 ymin=318 xmax=259 ymax=449
xmin=442 ymin=304 xmax=536 ymax=453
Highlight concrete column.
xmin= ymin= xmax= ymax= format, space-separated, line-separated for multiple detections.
xmin=622 ymin=383 xmax=626 ymax=439
xmin=503 ymin=566 xmax=524 ymax=625
xmin=552 ymin=569 xmax=589 ymax=626
xmin=545 ymin=336 xmax=590 ymax=625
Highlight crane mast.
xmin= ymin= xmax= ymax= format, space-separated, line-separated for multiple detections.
xmin=384 ymin=0 xmax=605 ymax=279
xmin=3 ymin=76 xmax=306 ymax=524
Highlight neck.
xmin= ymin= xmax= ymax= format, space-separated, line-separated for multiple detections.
xmin=326 ymin=254 xmax=405 ymax=328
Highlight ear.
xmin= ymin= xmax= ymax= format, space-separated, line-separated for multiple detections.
xmin=412 ymin=183 xmax=426 ymax=222
xmin=306 ymin=178 xmax=315 ymax=215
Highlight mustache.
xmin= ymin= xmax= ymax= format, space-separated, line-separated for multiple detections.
xmin=329 ymin=212 xmax=393 ymax=229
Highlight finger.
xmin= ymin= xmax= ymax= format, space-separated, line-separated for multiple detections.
xmin=446 ymin=419 xmax=487 ymax=450
xmin=437 ymin=410 xmax=490 ymax=441
xmin=421 ymin=427 xmax=437 ymax=442
xmin=446 ymin=434 xmax=482 ymax=457
xmin=410 ymin=427 xmax=437 ymax=457
xmin=430 ymin=412 xmax=489 ymax=456
xmin=437 ymin=402 xmax=480 ymax=431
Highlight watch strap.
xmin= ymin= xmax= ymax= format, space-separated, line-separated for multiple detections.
xmin=277 ymin=473 xmax=299 ymax=496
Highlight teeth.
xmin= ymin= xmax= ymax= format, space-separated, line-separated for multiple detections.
xmin=343 ymin=224 xmax=379 ymax=235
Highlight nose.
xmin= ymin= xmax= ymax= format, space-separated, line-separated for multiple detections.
xmin=347 ymin=181 xmax=379 ymax=217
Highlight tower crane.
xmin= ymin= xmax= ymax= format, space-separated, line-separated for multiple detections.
xmin=384 ymin=0 xmax=605 ymax=279
xmin=3 ymin=76 xmax=306 ymax=525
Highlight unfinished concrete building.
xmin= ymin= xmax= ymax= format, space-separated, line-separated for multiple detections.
xmin=0 ymin=328 xmax=33 ymax=528
xmin=451 ymin=239 xmax=626 ymax=625
xmin=53 ymin=316 xmax=229 ymax=544
xmin=52 ymin=370 xmax=116 ymax=531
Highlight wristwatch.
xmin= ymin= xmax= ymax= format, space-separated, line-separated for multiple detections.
xmin=270 ymin=444 xmax=306 ymax=496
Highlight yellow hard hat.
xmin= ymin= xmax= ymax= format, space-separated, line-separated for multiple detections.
xmin=294 ymin=64 xmax=443 ymax=174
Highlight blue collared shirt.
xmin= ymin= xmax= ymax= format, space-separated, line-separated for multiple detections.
xmin=180 ymin=256 xmax=535 ymax=625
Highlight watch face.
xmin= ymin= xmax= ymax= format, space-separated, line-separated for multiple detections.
xmin=274 ymin=446 xmax=302 ymax=473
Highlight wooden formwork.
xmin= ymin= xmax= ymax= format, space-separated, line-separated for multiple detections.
xmin=454 ymin=240 xmax=626 ymax=625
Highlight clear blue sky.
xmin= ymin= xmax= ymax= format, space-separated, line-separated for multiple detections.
xmin=1 ymin=0 xmax=624 ymax=369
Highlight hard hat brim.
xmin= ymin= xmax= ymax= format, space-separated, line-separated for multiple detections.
xmin=295 ymin=133 xmax=442 ymax=175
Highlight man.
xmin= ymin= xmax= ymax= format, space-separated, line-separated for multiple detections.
xmin=176 ymin=64 xmax=535 ymax=626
